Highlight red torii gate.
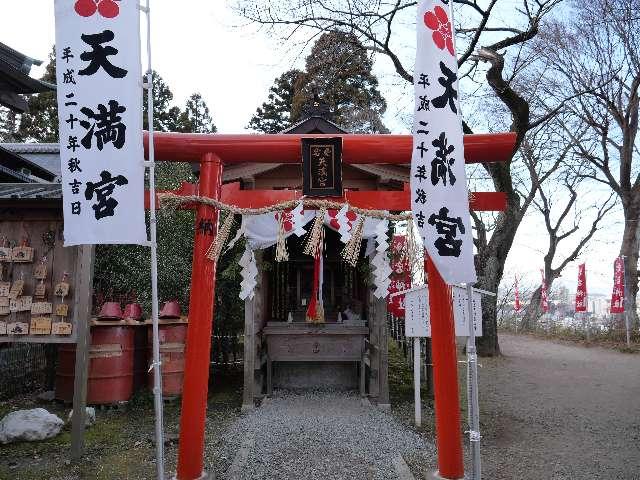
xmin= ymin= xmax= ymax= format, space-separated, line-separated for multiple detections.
xmin=144 ymin=131 xmax=515 ymax=480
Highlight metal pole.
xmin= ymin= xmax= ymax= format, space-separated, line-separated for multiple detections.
xmin=142 ymin=2 xmax=165 ymax=478
xmin=465 ymin=284 xmax=482 ymax=480
xmin=414 ymin=337 xmax=422 ymax=427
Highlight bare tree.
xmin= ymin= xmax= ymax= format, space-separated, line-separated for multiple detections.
xmin=518 ymin=129 xmax=617 ymax=329
xmin=539 ymin=0 xmax=640 ymax=326
xmin=236 ymin=0 xmax=570 ymax=355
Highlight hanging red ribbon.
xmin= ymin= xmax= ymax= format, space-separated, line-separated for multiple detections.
xmin=306 ymin=250 xmax=321 ymax=321
xmin=514 ymin=276 xmax=521 ymax=312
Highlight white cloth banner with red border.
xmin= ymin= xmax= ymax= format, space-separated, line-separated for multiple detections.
xmin=55 ymin=0 xmax=146 ymax=245
xmin=410 ymin=0 xmax=476 ymax=284
xmin=540 ymin=269 xmax=549 ymax=313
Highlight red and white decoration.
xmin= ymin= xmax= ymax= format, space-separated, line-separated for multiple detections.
xmin=55 ymin=0 xmax=146 ymax=245
xmin=514 ymin=276 xmax=521 ymax=312
xmin=575 ymin=263 xmax=587 ymax=313
xmin=410 ymin=0 xmax=476 ymax=284
xmin=610 ymin=256 xmax=625 ymax=313
xmin=388 ymin=236 xmax=412 ymax=317
xmin=540 ymin=269 xmax=549 ymax=313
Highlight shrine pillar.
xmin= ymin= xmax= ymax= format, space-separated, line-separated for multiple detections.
xmin=176 ymin=153 xmax=223 ymax=480
xmin=425 ymin=256 xmax=464 ymax=479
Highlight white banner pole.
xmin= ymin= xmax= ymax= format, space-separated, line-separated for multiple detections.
xmin=141 ymin=1 xmax=165 ymax=478
xmin=465 ymin=284 xmax=482 ymax=480
xmin=414 ymin=337 xmax=422 ymax=427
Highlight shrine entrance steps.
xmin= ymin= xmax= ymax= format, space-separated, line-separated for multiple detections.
xmin=216 ymin=390 xmax=434 ymax=479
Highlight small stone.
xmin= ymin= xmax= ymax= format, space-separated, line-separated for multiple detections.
xmin=67 ymin=407 xmax=96 ymax=427
xmin=36 ymin=390 xmax=56 ymax=402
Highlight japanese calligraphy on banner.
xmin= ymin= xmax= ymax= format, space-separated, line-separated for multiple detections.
xmin=575 ymin=263 xmax=587 ymax=312
xmin=55 ymin=0 xmax=146 ymax=246
xmin=610 ymin=257 xmax=625 ymax=313
xmin=540 ymin=269 xmax=549 ymax=313
xmin=387 ymin=235 xmax=411 ymax=317
xmin=411 ymin=0 xmax=476 ymax=284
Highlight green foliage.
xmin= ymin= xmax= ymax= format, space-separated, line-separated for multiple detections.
xmin=249 ymin=31 xmax=389 ymax=133
xmin=248 ymin=69 xmax=303 ymax=133
xmin=17 ymin=47 xmax=59 ymax=142
xmin=292 ymin=31 xmax=389 ymax=133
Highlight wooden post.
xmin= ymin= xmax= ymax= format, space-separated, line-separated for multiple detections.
xmin=414 ymin=337 xmax=421 ymax=427
xmin=368 ymin=292 xmax=380 ymax=399
xmin=242 ymin=296 xmax=255 ymax=411
xmin=377 ymin=298 xmax=390 ymax=409
xmin=425 ymin=256 xmax=464 ymax=479
xmin=176 ymin=154 xmax=223 ymax=480
xmin=70 ymin=245 xmax=95 ymax=460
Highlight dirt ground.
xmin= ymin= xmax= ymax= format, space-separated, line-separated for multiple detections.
xmin=478 ymin=333 xmax=640 ymax=480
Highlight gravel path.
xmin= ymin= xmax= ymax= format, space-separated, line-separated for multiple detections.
xmin=479 ymin=334 xmax=640 ymax=480
xmin=216 ymin=390 xmax=435 ymax=480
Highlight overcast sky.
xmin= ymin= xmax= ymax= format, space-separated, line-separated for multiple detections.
xmin=3 ymin=1 xmax=624 ymax=296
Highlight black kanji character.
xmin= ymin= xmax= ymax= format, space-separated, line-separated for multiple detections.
xmin=416 ymin=211 xmax=426 ymax=228
xmin=417 ymin=120 xmax=429 ymax=135
xmin=416 ymin=141 xmax=429 ymax=158
xmin=428 ymin=207 xmax=465 ymax=257
xmin=198 ymin=219 xmax=215 ymax=236
xmin=69 ymin=179 xmax=82 ymax=194
xmin=67 ymin=136 xmax=80 ymax=152
xmin=431 ymin=132 xmax=456 ymax=186
xmin=417 ymin=95 xmax=430 ymax=112
xmin=78 ymin=30 xmax=128 ymax=79
xmin=432 ymin=61 xmax=458 ymax=114
xmin=63 ymin=69 xmax=76 ymax=85
xmin=71 ymin=201 xmax=81 ymax=215
xmin=68 ymin=158 xmax=82 ymax=173
xmin=84 ymin=170 xmax=129 ymax=220
xmin=415 ymin=189 xmax=427 ymax=204
xmin=62 ymin=47 xmax=74 ymax=63
xmin=80 ymin=100 xmax=126 ymax=150
xmin=414 ymin=165 xmax=428 ymax=182
xmin=418 ymin=73 xmax=430 ymax=88
xmin=66 ymin=113 xmax=79 ymax=129
xmin=65 ymin=93 xmax=77 ymax=107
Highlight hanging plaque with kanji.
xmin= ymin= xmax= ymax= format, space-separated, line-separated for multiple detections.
xmin=54 ymin=0 xmax=146 ymax=245
xmin=301 ymin=138 xmax=343 ymax=197
xmin=410 ymin=0 xmax=476 ymax=283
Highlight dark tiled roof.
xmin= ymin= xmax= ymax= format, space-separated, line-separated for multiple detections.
xmin=0 ymin=183 xmax=62 ymax=199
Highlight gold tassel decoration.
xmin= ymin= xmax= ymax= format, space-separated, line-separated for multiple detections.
xmin=303 ymin=207 xmax=327 ymax=257
xmin=205 ymin=213 xmax=235 ymax=263
xmin=275 ymin=213 xmax=289 ymax=262
xmin=341 ymin=216 xmax=365 ymax=267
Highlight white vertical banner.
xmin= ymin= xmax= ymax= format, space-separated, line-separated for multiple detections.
xmin=55 ymin=0 xmax=146 ymax=246
xmin=411 ymin=0 xmax=476 ymax=283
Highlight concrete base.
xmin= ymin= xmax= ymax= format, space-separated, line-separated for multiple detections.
xmin=240 ymin=403 xmax=255 ymax=413
xmin=426 ymin=471 xmax=465 ymax=480
xmin=377 ymin=403 xmax=391 ymax=411
xmin=171 ymin=471 xmax=213 ymax=480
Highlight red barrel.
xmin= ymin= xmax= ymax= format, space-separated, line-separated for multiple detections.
xmin=148 ymin=323 xmax=187 ymax=398
xmin=133 ymin=325 xmax=149 ymax=392
xmin=55 ymin=325 xmax=135 ymax=404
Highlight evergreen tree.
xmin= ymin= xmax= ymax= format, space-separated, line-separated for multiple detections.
xmin=0 ymin=108 xmax=20 ymax=142
xmin=17 ymin=47 xmax=58 ymax=142
xmin=291 ymin=31 xmax=388 ymax=133
xmin=143 ymin=71 xmax=184 ymax=132
xmin=248 ymin=69 xmax=303 ymax=133
xmin=250 ymin=32 xmax=389 ymax=133
xmin=180 ymin=93 xmax=217 ymax=133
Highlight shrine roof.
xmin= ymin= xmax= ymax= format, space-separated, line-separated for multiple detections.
xmin=0 ymin=144 xmax=59 ymax=183
xmin=0 ymin=42 xmax=55 ymax=113
xmin=0 ymin=183 xmax=62 ymax=199
xmin=281 ymin=115 xmax=347 ymax=134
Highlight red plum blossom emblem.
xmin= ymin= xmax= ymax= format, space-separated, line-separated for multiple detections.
xmin=75 ymin=0 xmax=121 ymax=19
xmin=424 ymin=6 xmax=454 ymax=56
